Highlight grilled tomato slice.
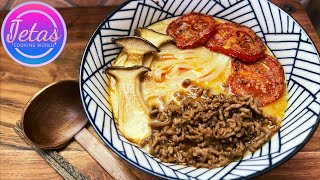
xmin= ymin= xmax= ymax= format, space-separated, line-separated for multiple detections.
xmin=166 ymin=13 xmax=216 ymax=49
xmin=205 ymin=23 xmax=266 ymax=62
xmin=228 ymin=55 xmax=285 ymax=106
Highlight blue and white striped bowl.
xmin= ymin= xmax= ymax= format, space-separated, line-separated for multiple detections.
xmin=80 ymin=0 xmax=320 ymax=179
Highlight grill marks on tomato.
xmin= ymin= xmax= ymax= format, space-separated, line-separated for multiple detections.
xmin=204 ymin=23 xmax=266 ymax=62
xmin=228 ymin=55 xmax=285 ymax=106
xmin=166 ymin=13 xmax=216 ymax=49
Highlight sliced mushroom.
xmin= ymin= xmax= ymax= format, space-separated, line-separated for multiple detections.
xmin=114 ymin=36 xmax=159 ymax=66
xmin=135 ymin=28 xmax=174 ymax=48
xmin=135 ymin=28 xmax=174 ymax=67
xmin=105 ymin=66 xmax=151 ymax=145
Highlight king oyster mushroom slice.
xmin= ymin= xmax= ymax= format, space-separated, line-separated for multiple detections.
xmin=135 ymin=28 xmax=174 ymax=47
xmin=114 ymin=36 xmax=159 ymax=66
xmin=105 ymin=66 xmax=151 ymax=145
xmin=135 ymin=28 xmax=174 ymax=67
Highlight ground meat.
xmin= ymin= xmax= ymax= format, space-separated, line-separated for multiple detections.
xmin=148 ymin=83 xmax=280 ymax=169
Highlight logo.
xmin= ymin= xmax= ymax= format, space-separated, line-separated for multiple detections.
xmin=1 ymin=1 xmax=67 ymax=67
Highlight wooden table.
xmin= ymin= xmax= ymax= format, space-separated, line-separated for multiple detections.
xmin=1 ymin=1 xmax=319 ymax=179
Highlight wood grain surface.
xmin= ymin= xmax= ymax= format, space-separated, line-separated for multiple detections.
xmin=1 ymin=1 xmax=319 ymax=179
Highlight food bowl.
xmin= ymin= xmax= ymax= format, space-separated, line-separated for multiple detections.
xmin=79 ymin=0 xmax=320 ymax=179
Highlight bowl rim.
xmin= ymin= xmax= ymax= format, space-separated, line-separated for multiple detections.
xmin=79 ymin=0 xmax=320 ymax=179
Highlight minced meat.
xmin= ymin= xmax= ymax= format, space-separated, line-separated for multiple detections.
xmin=147 ymin=82 xmax=280 ymax=169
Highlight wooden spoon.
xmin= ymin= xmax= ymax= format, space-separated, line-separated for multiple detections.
xmin=20 ymin=80 xmax=138 ymax=180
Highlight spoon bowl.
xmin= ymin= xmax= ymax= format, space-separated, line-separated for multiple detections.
xmin=21 ymin=80 xmax=87 ymax=149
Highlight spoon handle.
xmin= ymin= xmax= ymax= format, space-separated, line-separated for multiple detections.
xmin=74 ymin=128 xmax=139 ymax=180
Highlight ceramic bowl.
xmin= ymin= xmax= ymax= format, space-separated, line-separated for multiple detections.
xmin=80 ymin=0 xmax=320 ymax=179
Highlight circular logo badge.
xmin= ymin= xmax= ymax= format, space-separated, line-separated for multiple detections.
xmin=1 ymin=1 xmax=67 ymax=67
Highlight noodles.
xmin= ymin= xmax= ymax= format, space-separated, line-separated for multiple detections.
xmin=151 ymin=44 xmax=231 ymax=83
